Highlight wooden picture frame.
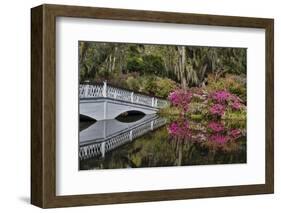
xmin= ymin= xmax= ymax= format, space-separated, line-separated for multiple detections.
xmin=31 ymin=4 xmax=274 ymax=208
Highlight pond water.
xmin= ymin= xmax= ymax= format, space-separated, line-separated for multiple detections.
xmin=79 ymin=114 xmax=246 ymax=170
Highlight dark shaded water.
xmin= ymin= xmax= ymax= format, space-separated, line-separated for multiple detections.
xmin=79 ymin=114 xmax=246 ymax=170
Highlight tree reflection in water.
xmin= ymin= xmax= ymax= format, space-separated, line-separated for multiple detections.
xmin=166 ymin=118 xmax=246 ymax=167
xmin=79 ymin=117 xmax=246 ymax=170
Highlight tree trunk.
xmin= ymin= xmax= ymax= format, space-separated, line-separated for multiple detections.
xmin=178 ymin=46 xmax=187 ymax=89
xmin=79 ymin=41 xmax=89 ymax=65
xmin=111 ymin=46 xmax=118 ymax=72
xmin=108 ymin=55 xmax=112 ymax=73
xmin=199 ymin=63 xmax=208 ymax=83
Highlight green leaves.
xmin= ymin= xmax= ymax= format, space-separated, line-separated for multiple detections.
xmin=78 ymin=42 xmax=246 ymax=89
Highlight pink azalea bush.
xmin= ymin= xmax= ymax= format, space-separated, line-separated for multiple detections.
xmin=167 ymin=119 xmax=242 ymax=145
xmin=209 ymin=134 xmax=230 ymax=144
xmin=168 ymin=88 xmax=245 ymax=119
xmin=207 ymin=120 xmax=242 ymax=145
xmin=208 ymin=121 xmax=224 ymax=132
xmin=211 ymin=90 xmax=231 ymax=103
xmin=209 ymin=90 xmax=244 ymax=118
xmin=231 ymin=101 xmax=242 ymax=110
xmin=209 ymin=104 xmax=225 ymax=116
xmin=208 ymin=126 xmax=242 ymax=145
xmin=167 ymin=120 xmax=191 ymax=139
xmin=166 ymin=88 xmax=245 ymax=149
xmin=168 ymin=89 xmax=192 ymax=112
xmin=228 ymin=129 xmax=241 ymax=139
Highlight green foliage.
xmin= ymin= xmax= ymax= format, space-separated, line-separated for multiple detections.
xmin=142 ymin=75 xmax=157 ymax=94
xmin=126 ymin=54 xmax=165 ymax=76
xmin=207 ymin=74 xmax=246 ymax=102
xmin=190 ymin=114 xmax=204 ymax=121
xmin=158 ymin=106 xmax=181 ymax=116
xmin=220 ymin=48 xmax=247 ymax=75
xmin=126 ymin=56 xmax=144 ymax=73
xmin=142 ymin=55 xmax=165 ymax=75
xmin=79 ymin=42 xmax=247 ymax=88
xmin=125 ymin=76 xmax=141 ymax=91
xmin=131 ymin=154 xmax=142 ymax=167
xmin=153 ymin=77 xmax=177 ymax=97
xmin=125 ymin=127 xmax=179 ymax=167
xmin=223 ymin=110 xmax=246 ymax=129
xmin=138 ymin=76 xmax=178 ymax=98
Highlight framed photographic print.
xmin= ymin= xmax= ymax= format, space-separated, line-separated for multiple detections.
xmin=31 ymin=4 xmax=274 ymax=208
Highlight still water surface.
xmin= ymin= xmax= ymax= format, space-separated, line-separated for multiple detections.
xmin=79 ymin=114 xmax=246 ymax=170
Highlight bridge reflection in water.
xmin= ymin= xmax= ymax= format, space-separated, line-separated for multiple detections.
xmin=79 ymin=114 xmax=167 ymax=160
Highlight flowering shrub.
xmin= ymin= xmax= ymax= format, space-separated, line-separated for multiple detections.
xmin=208 ymin=121 xmax=224 ymax=132
xmin=168 ymin=90 xmax=192 ymax=112
xmin=167 ymin=120 xmax=191 ymax=139
xmin=207 ymin=74 xmax=246 ymax=102
xmin=166 ymin=87 xmax=246 ymax=151
xmin=228 ymin=129 xmax=241 ymax=139
xmin=211 ymin=90 xmax=231 ymax=103
xmin=209 ymin=90 xmax=244 ymax=118
xmin=208 ymin=126 xmax=242 ymax=145
xmin=231 ymin=101 xmax=241 ymax=110
xmin=209 ymin=134 xmax=230 ymax=144
xmin=167 ymin=118 xmax=243 ymax=149
xmin=209 ymin=104 xmax=225 ymax=116
xmin=167 ymin=88 xmax=245 ymax=121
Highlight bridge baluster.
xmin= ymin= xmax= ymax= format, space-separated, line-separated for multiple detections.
xmin=114 ymin=90 xmax=117 ymax=99
xmin=150 ymin=120 xmax=154 ymax=130
xmin=84 ymin=85 xmax=89 ymax=97
xmin=131 ymin=92 xmax=134 ymax=103
xmin=129 ymin=130 xmax=133 ymax=141
xmin=101 ymin=142 xmax=105 ymax=158
xmin=102 ymin=81 xmax=107 ymax=97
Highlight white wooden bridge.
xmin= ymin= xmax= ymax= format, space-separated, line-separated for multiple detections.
xmin=79 ymin=114 xmax=167 ymax=160
xmin=79 ymin=82 xmax=168 ymax=120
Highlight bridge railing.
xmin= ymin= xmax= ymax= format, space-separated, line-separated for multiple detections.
xmin=79 ymin=82 xmax=168 ymax=108
xmin=79 ymin=84 xmax=103 ymax=97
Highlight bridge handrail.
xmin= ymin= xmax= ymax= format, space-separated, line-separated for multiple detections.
xmin=79 ymin=82 xmax=168 ymax=108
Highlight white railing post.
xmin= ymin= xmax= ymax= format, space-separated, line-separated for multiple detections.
xmin=84 ymin=84 xmax=89 ymax=98
xmin=114 ymin=89 xmax=117 ymax=99
xmin=102 ymin=81 xmax=107 ymax=97
xmin=131 ymin=92 xmax=134 ymax=103
xmin=150 ymin=120 xmax=154 ymax=130
xmin=154 ymin=98 xmax=158 ymax=107
xmin=152 ymin=97 xmax=154 ymax=107
xmin=101 ymin=142 xmax=105 ymax=158
xmin=129 ymin=130 xmax=133 ymax=141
